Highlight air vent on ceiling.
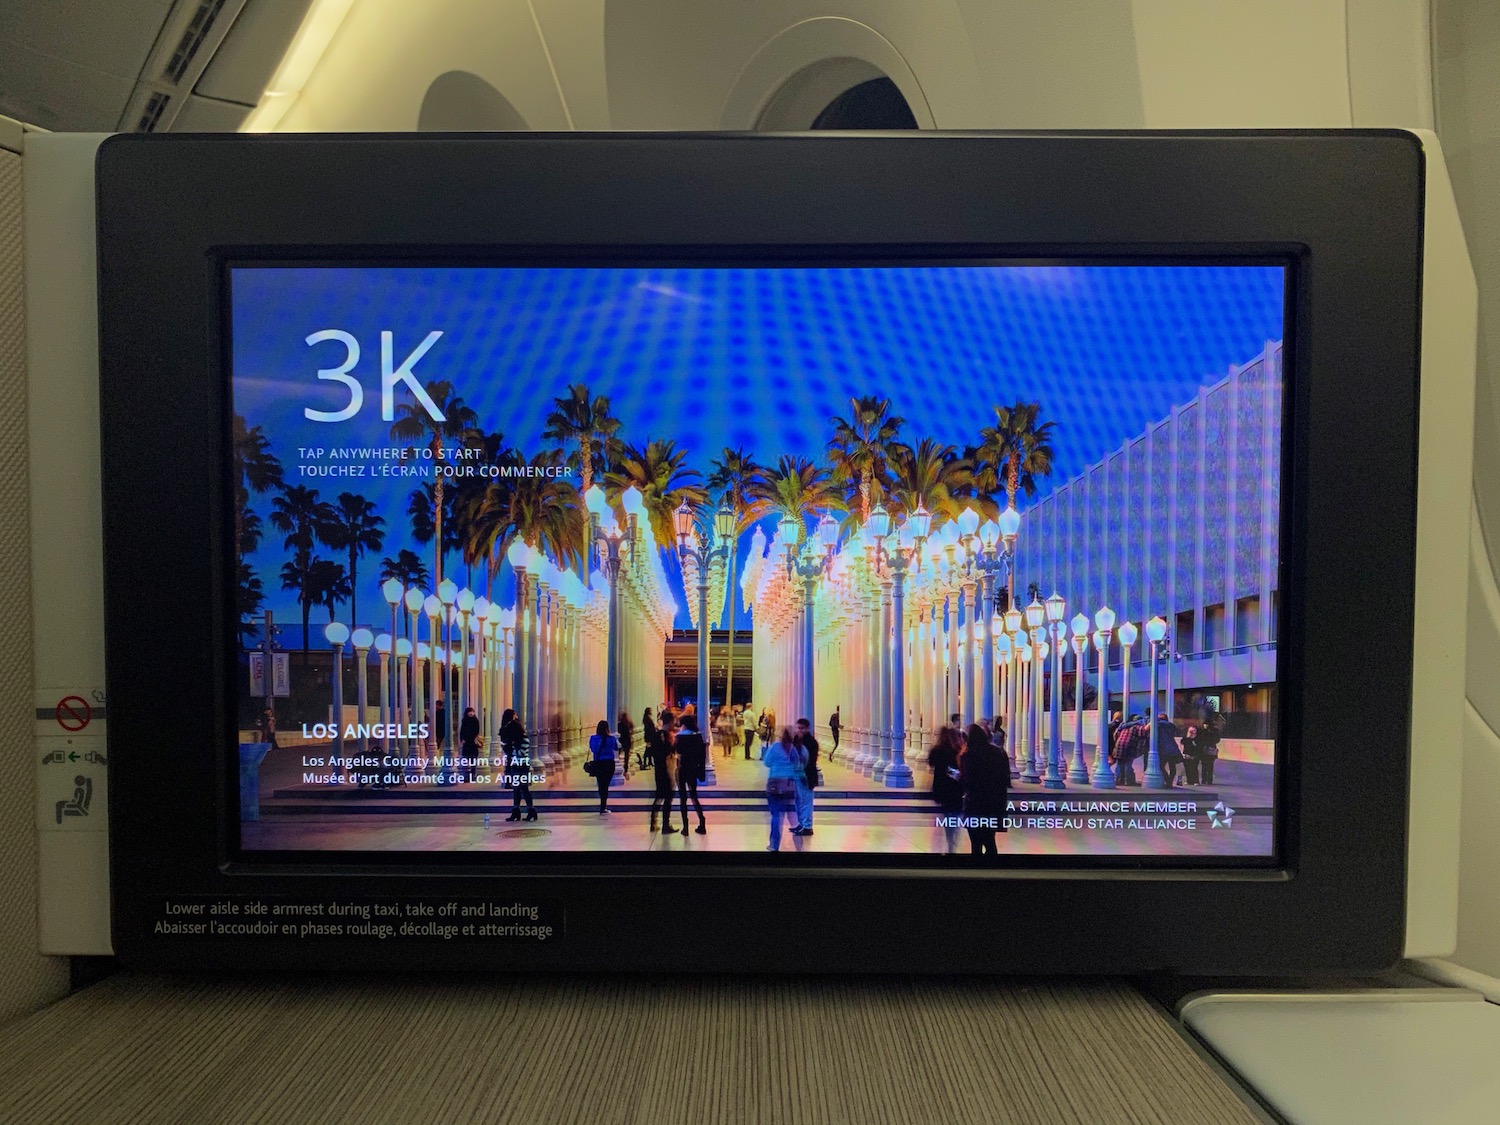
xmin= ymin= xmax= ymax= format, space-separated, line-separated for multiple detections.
xmin=161 ymin=0 xmax=231 ymax=85
xmin=136 ymin=91 xmax=173 ymax=133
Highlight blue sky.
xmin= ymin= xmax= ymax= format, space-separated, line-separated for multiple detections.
xmin=232 ymin=264 xmax=1284 ymax=633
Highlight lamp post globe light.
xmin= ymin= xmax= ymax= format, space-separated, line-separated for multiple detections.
xmin=323 ymin=622 xmax=349 ymax=758
xmin=1004 ymin=607 xmax=1026 ymax=778
xmin=374 ymin=633 xmax=393 ymax=761
xmin=868 ymin=506 xmax=928 ymax=788
xmin=1023 ymin=599 xmax=1045 ymax=782
xmin=422 ymin=594 xmax=441 ymax=753
xmin=350 ymin=627 xmax=374 ymax=756
xmin=437 ymin=578 xmax=458 ymax=753
xmin=677 ymin=497 xmax=730 ymax=782
xmin=1116 ymin=619 xmax=1139 ymax=728
xmin=591 ymin=486 xmax=638 ymax=746
xmin=995 ymin=630 xmax=1018 ymax=777
xmin=415 ymin=641 xmax=429 ymax=761
xmin=1043 ymin=592 xmax=1067 ymax=788
xmin=1090 ymin=606 xmax=1116 ymax=788
xmin=394 ymin=638 xmax=412 ymax=769
xmin=1143 ymin=615 xmax=1169 ymax=788
xmin=381 ymin=577 xmax=404 ymax=750
xmin=473 ymin=595 xmax=491 ymax=739
xmin=403 ymin=585 xmax=423 ymax=738
xmin=455 ymin=586 xmax=476 ymax=737
xmin=1068 ymin=613 xmax=1091 ymax=783
xmin=969 ymin=504 xmax=1019 ymax=726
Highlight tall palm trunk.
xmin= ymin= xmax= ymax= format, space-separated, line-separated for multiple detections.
xmin=431 ymin=435 xmax=444 ymax=586
xmin=860 ymin=474 xmax=871 ymax=522
xmin=348 ymin=545 xmax=359 ymax=627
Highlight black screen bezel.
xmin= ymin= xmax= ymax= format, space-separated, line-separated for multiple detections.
xmin=221 ymin=250 xmax=1294 ymax=874
xmin=98 ymin=131 xmax=1421 ymax=974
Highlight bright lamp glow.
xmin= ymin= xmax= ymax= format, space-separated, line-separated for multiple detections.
xmin=778 ymin=513 xmax=801 ymax=546
xmin=473 ymin=596 xmax=490 ymax=621
xmin=1071 ymin=612 xmax=1090 ymax=637
xmin=438 ymin=578 xmax=457 ymax=605
xmin=1117 ymin=621 xmax=1139 ymax=647
xmin=395 ymin=638 xmax=412 ymax=658
xmin=323 ymin=622 xmax=349 ymax=645
xmin=350 ymin=627 xmax=373 ymax=649
xmin=1094 ymin=605 xmax=1116 ymax=632
xmin=417 ymin=642 xmax=430 ymax=660
xmin=714 ymin=496 xmax=735 ymax=541
xmin=374 ymin=634 xmax=391 ymax=654
xmin=909 ymin=502 xmax=933 ymax=542
xmin=506 ymin=538 xmax=528 ymax=568
xmin=422 ymin=594 xmax=441 ymax=618
xmin=497 ymin=607 xmax=516 ymax=629
xmin=1004 ymin=608 xmax=1023 ymax=633
xmin=978 ymin=519 xmax=1000 ymax=550
xmin=456 ymin=587 xmax=475 ymax=613
xmin=1024 ymin=598 xmax=1045 ymax=629
xmin=674 ymin=501 xmax=695 ymax=541
xmin=997 ymin=505 xmax=1022 ymax=540
xmin=381 ymin=576 xmax=403 ymax=605
xmin=404 ymin=587 xmax=424 ymax=612
xmin=1145 ymin=615 xmax=1168 ymax=643
xmin=817 ymin=512 xmax=840 ymax=550
xmin=1045 ymin=592 xmax=1066 ymax=623
xmin=867 ymin=502 xmax=892 ymax=540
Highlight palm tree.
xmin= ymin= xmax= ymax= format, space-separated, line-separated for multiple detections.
xmin=479 ymin=449 xmax=588 ymax=573
xmin=379 ymin=549 xmax=430 ymax=591
xmin=320 ymin=493 xmax=385 ymax=627
xmin=886 ymin=438 xmax=974 ymax=530
xmin=542 ymin=383 xmax=623 ymax=496
xmin=707 ymin=446 xmax=771 ymax=534
xmin=270 ymin=485 xmax=336 ymax=660
xmin=978 ymin=401 xmax=1058 ymax=508
xmin=406 ymin=482 xmax=462 ymax=583
xmin=449 ymin=430 xmax=513 ymax=596
xmin=237 ymin=563 xmax=264 ymax=647
xmin=389 ymin=380 xmax=479 ymax=586
xmin=232 ymin=415 xmax=283 ymax=559
xmin=749 ymin=455 xmax=845 ymax=533
xmin=601 ymin=439 xmax=707 ymax=550
xmin=306 ymin=559 xmax=353 ymax=623
xmin=829 ymin=395 xmax=904 ymax=522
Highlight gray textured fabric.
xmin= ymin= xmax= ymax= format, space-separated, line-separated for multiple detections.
xmin=0 ymin=145 xmax=69 ymax=1025
xmin=0 ymin=973 xmax=1261 ymax=1124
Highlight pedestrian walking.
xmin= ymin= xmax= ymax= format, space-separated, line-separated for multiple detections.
xmin=649 ymin=713 xmax=678 ymax=834
xmin=793 ymin=718 xmax=820 ymax=836
xmin=757 ymin=707 xmax=776 ymax=755
xmin=764 ymin=726 xmax=807 ymax=851
xmin=960 ymin=722 xmax=1009 ymax=857
xmin=1156 ymin=713 xmax=1183 ymax=787
xmin=499 ymin=708 xmax=536 ymax=822
xmin=828 ymin=706 xmax=841 ymax=760
xmin=459 ymin=706 xmax=481 ymax=783
xmin=617 ymin=710 xmax=635 ymax=780
xmin=741 ymin=704 xmax=756 ymax=759
xmin=586 ymin=719 xmax=618 ymax=814
xmin=674 ymin=712 xmax=708 ymax=835
xmin=641 ymin=707 xmax=659 ymax=770
xmin=928 ymin=725 xmax=965 ymax=853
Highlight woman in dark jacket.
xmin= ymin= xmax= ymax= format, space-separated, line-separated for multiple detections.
xmin=499 ymin=708 xmax=536 ymax=822
xmin=673 ymin=713 xmax=708 ymax=836
xmin=617 ymin=710 xmax=635 ymax=779
xmin=458 ymin=707 xmax=481 ymax=783
xmin=647 ymin=709 xmax=676 ymax=833
xmin=927 ymin=726 xmax=965 ymax=853
xmin=960 ymin=723 xmax=1010 ymax=857
xmin=641 ymin=707 xmax=658 ymax=769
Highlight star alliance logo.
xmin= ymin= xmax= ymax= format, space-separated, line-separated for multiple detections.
xmin=1207 ymin=801 xmax=1235 ymax=828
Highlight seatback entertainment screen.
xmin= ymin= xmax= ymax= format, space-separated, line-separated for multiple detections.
xmin=230 ymin=261 xmax=1284 ymax=865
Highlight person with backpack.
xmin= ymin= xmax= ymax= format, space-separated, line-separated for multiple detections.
xmin=499 ymin=708 xmax=536 ymax=822
xmin=793 ymin=717 xmax=820 ymax=836
xmin=1113 ymin=714 xmax=1146 ymax=787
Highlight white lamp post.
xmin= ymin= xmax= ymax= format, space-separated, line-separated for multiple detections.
xmin=1143 ymin=615 xmax=1169 ymax=787
xmin=394 ymin=638 xmax=411 ymax=769
xmin=473 ymin=596 xmax=491 ymax=736
xmin=374 ymin=634 xmax=392 ymax=758
xmin=996 ymin=630 xmax=1017 ymax=777
xmin=1044 ymin=592 xmax=1066 ymax=788
xmin=423 ymin=594 xmax=441 ymax=753
xmin=1068 ymin=613 xmax=1090 ymax=783
xmin=1091 ymin=606 xmax=1116 ymax=788
xmin=414 ymin=641 xmax=429 ymax=758
xmin=381 ymin=578 xmax=403 ymax=753
xmin=1117 ymin=620 xmax=1139 ymax=725
xmin=437 ymin=578 xmax=457 ymax=754
xmin=350 ymin=627 xmax=373 ymax=755
xmin=324 ymin=622 xmax=348 ymax=758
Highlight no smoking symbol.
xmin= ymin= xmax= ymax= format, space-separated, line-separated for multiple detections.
xmin=55 ymin=696 xmax=91 ymax=733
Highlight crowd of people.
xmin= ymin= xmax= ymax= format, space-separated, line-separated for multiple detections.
xmin=926 ymin=716 xmax=1011 ymax=856
xmin=1105 ymin=710 xmax=1224 ymax=787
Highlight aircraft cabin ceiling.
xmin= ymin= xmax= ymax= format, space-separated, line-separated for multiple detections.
xmin=0 ymin=0 xmax=314 ymax=132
